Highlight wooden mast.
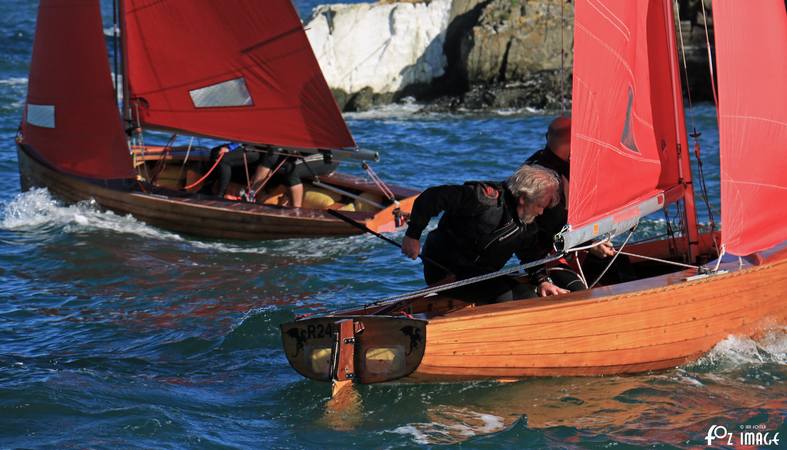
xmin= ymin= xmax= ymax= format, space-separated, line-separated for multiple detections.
xmin=664 ymin=0 xmax=701 ymax=262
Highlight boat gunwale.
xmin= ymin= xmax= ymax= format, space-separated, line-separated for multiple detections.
xmin=428 ymin=257 xmax=786 ymax=324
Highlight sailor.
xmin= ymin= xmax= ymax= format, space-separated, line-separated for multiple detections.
xmin=401 ymin=164 xmax=568 ymax=303
xmin=210 ymin=143 xmax=262 ymax=201
xmin=209 ymin=144 xmax=337 ymax=206
xmin=524 ymin=116 xmax=629 ymax=290
xmin=251 ymin=149 xmax=338 ymax=208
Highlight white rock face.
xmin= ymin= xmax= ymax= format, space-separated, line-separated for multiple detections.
xmin=305 ymin=0 xmax=452 ymax=94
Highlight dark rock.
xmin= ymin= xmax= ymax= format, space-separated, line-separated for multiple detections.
xmin=344 ymin=88 xmax=398 ymax=112
xmin=331 ymin=0 xmax=715 ymax=112
xmin=331 ymin=88 xmax=349 ymax=111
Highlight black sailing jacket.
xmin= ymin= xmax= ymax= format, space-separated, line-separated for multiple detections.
xmin=405 ymin=181 xmax=541 ymax=278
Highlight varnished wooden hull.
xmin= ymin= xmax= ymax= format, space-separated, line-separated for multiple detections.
xmin=17 ymin=144 xmax=417 ymax=240
xmin=408 ymin=255 xmax=787 ymax=381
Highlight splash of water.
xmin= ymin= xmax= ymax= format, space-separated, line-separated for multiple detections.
xmin=690 ymin=329 xmax=787 ymax=370
xmin=0 ymin=188 xmax=378 ymax=259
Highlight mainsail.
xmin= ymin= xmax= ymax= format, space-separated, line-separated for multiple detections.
xmin=714 ymin=0 xmax=787 ymax=256
xmin=121 ymin=0 xmax=354 ymax=150
xmin=22 ymin=0 xmax=133 ymax=180
xmin=560 ymin=0 xmax=693 ymax=250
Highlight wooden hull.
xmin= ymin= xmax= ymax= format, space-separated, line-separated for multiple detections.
xmin=17 ymin=144 xmax=417 ymax=240
xmin=408 ymin=256 xmax=787 ymax=381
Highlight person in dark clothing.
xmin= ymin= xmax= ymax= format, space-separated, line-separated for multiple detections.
xmin=401 ymin=164 xmax=567 ymax=303
xmin=210 ymin=143 xmax=262 ymax=200
xmin=524 ymin=116 xmax=632 ymax=291
xmin=251 ymin=149 xmax=337 ymax=208
xmin=209 ymin=144 xmax=337 ymax=206
xmin=525 ymin=116 xmax=574 ymax=260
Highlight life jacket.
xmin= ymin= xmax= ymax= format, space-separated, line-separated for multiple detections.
xmin=423 ymin=181 xmax=539 ymax=277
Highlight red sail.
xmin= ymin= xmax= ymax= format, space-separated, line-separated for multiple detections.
xmin=567 ymin=0 xmax=683 ymax=234
xmin=122 ymin=0 xmax=355 ymax=150
xmin=22 ymin=0 xmax=133 ymax=180
xmin=715 ymin=0 xmax=787 ymax=256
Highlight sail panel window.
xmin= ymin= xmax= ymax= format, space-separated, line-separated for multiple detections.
xmin=26 ymin=104 xmax=55 ymax=128
xmin=189 ymin=77 xmax=253 ymax=108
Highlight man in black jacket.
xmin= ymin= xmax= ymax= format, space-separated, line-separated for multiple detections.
xmin=401 ymin=164 xmax=567 ymax=303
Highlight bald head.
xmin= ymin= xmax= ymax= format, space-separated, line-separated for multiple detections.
xmin=546 ymin=116 xmax=571 ymax=162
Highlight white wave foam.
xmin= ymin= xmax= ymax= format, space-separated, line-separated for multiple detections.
xmin=0 ymin=77 xmax=28 ymax=87
xmin=689 ymin=329 xmax=787 ymax=370
xmin=387 ymin=408 xmax=507 ymax=445
xmin=343 ymin=100 xmax=550 ymax=121
xmin=343 ymin=98 xmax=424 ymax=120
xmin=0 ymin=189 xmax=269 ymax=254
xmin=2 ymin=188 xmax=186 ymax=239
xmin=0 ymin=188 xmax=379 ymax=257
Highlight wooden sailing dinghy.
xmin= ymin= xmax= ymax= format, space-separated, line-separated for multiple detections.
xmin=280 ymin=0 xmax=787 ymax=385
xmin=16 ymin=0 xmax=416 ymax=240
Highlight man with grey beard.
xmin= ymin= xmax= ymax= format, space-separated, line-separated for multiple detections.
xmin=401 ymin=164 xmax=567 ymax=303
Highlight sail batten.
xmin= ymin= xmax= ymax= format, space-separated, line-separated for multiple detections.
xmin=714 ymin=0 xmax=787 ymax=256
xmin=122 ymin=0 xmax=354 ymax=149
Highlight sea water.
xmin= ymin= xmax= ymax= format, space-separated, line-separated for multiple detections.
xmin=0 ymin=1 xmax=783 ymax=448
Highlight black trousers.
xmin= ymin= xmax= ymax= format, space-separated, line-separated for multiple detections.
xmin=210 ymin=147 xmax=261 ymax=196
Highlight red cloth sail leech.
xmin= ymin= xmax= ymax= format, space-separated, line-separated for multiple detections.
xmin=568 ymin=0 xmax=683 ymax=230
xmin=23 ymin=0 xmax=133 ymax=180
xmin=715 ymin=0 xmax=787 ymax=256
xmin=122 ymin=0 xmax=355 ymax=150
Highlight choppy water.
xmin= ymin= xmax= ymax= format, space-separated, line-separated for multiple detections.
xmin=0 ymin=1 xmax=784 ymax=448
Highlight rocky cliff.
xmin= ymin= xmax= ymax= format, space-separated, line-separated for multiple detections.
xmin=305 ymin=0 xmax=715 ymax=112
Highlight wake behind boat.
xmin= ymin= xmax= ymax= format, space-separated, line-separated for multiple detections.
xmin=16 ymin=0 xmax=417 ymax=240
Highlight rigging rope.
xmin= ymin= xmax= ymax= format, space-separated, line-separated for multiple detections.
xmin=618 ymin=250 xmax=702 ymax=271
xmin=355 ymin=253 xmax=568 ymax=311
xmin=675 ymin=3 xmax=720 ymax=256
xmin=150 ymin=133 xmax=177 ymax=184
xmin=700 ymin=0 xmax=719 ymax=110
xmin=250 ymin=156 xmax=289 ymax=201
xmin=362 ymin=162 xmax=397 ymax=204
xmin=176 ymin=136 xmax=195 ymax=184
xmin=112 ymin=0 xmax=120 ymax=104
xmin=560 ymin=0 xmax=566 ymax=114
xmin=589 ymin=226 xmax=636 ymax=288
xmin=183 ymin=150 xmax=225 ymax=191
